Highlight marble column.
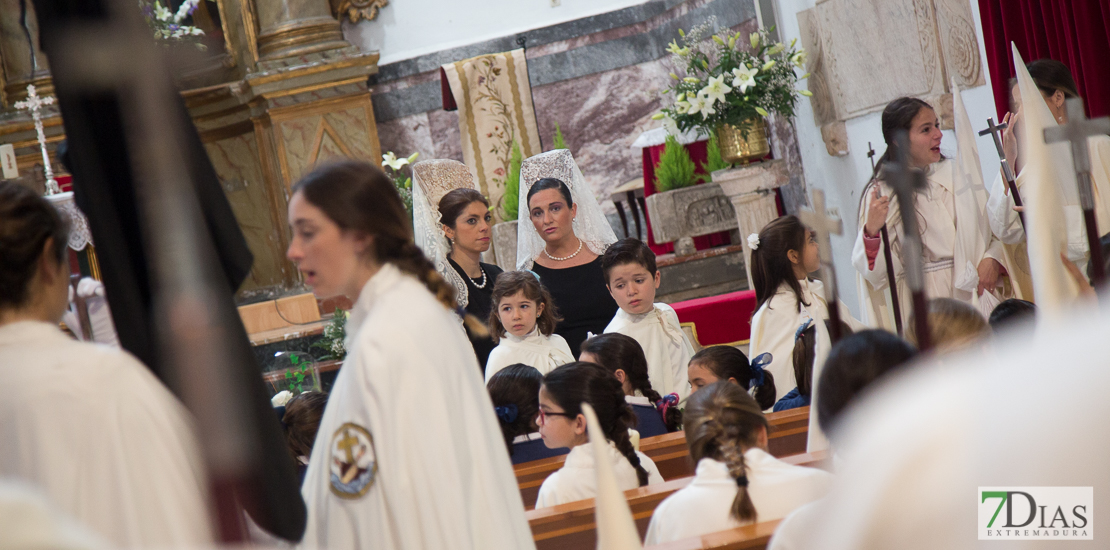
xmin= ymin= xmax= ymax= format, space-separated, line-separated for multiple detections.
xmin=254 ymin=0 xmax=349 ymax=60
xmin=0 ymin=0 xmax=51 ymax=107
xmin=714 ymin=160 xmax=791 ymax=286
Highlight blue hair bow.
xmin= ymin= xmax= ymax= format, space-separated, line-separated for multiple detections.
xmin=495 ymin=404 xmax=519 ymax=424
xmin=749 ymin=352 xmax=772 ymax=387
xmin=794 ymin=318 xmax=814 ymax=341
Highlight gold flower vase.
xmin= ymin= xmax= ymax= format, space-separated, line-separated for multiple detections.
xmin=716 ymin=118 xmax=771 ymax=164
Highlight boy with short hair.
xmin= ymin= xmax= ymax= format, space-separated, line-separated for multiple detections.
xmin=601 ymin=238 xmax=695 ymax=401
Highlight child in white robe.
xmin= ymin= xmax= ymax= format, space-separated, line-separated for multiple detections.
xmin=749 ymin=215 xmax=860 ymax=404
xmin=601 ymin=238 xmax=695 ymax=401
xmin=644 ymin=381 xmax=833 ymax=545
xmin=487 ymin=364 xmax=568 ymax=465
xmin=485 ymin=271 xmax=575 ymax=381
xmin=688 ymin=345 xmax=777 ymax=410
xmin=534 ymin=362 xmax=664 ymax=507
xmin=580 ymin=332 xmax=680 ymax=436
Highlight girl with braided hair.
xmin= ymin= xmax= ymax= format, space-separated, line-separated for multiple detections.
xmin=644 ymin=381 xmax=832 ymax=545
xmin=486 ymin=364 xmax=569 ymax=464
xmin=579 ymin=333 xmax=680 ymax=436
xmin=287 ymin=161 xmax=535 ymax=549
xmin=534 ymin=362 xmax=664 ymax=507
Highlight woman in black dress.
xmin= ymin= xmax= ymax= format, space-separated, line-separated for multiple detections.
xmin=439 ymin=188 xmax=504 ymax=368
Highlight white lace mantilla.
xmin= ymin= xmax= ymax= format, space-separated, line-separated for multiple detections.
xmin=412 ymin=159 xmax=478 ymax=308
xmin=44 ymin=191 xmax=93 ymax=251
xmin=516 ymin=149 xmax=617 ymax=270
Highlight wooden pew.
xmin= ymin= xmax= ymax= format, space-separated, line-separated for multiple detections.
xmin=515 ymin=407 xmax=811 ymax=509
xmin=644 ymin=520 xmax=783 ymax=550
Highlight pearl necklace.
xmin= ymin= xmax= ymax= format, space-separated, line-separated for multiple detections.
xmin=544 ymin=238 xmax=583 ymax=262
xmin=470 ymin=265 xmax=488 ymax=289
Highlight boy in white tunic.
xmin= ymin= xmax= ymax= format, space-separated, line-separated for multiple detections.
xmin=601 ymin=239 xmax=694 ymax=401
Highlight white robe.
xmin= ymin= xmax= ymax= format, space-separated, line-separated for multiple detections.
xmin=484 ymin=328 xmax=574 ymax=382
xmin=852 ymin=159 xmax=1005 ymax=330
xmin=643 ymin=450 xmax=833 ymax=545
xmin=0 ymin=480 xmax=112 ymax=550
xmin=534 ymin=441 xmax=664 ymax=508
xmin=749 ymin=279 xmax=861 ymax=403
xmin=299 ymin=264 xmax=535 ymax=550
xmin=0 ymin=321 xmax=211 ymax=549
xmin=604 ymin=303 xmax=695 ymax=401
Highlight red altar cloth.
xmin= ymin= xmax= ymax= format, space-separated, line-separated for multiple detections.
xmin=672 ymin=289 xmax=757 ymax=347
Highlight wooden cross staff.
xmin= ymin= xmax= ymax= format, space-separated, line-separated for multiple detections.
xmin=979 ymin=117 xmax=1026 ymax=230
xmin=1044 ymin=97 xmax=1110 ymax=287
xmin=799 ymin=189 xmax=844 ymax=343
xmin=883 ymin=131 xmax=931 ymax=351
xmin=868 ymin=141 xmax=904 ymax=336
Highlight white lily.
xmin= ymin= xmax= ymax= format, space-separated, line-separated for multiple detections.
xmin=750 ymin=32 xmax=760 ymax=49
xmin=731 ymin=65 xmax=758 ymax=93
xmin=153 ymin=1 xmax=172 ymax=21
xmin=382 ymin=152 xmax=410 ymax=171
xmin=662 ymin=115 xmax=679 ymax=136
xmin=766 ymin=42 xmax=785 ymax=55
xmin=762 ymin=60 xmax=776 ymax=71
xmin=790 ymin=50 xmax=808 ymax=68
xmin=686 ymin=95 xmax=715 ymax=120
xmin=698 ymin=74 xmax=732 ymax=106
xmin=674 ymin=99 xmax=691 ymax=115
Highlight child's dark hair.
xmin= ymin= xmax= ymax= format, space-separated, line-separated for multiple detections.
xmin=750 ymin=215 xmax=810 ymax=314
xmin=600 ymin=238 xmax=657 ymax=282
xmin=526 ymin=178 xmax=574 ymax=209
xmin=281 ymin=391 xmax=329 ymax=460
xmin=683 ymin=381 xmax=769 ymax=523
xmin=866 ymin=97 xmax=937 ymax=183
xmin=487 ymin=364 xmax=543 ymax=455
xmin=817 ymin=329 xmax=917 ymax=434
xmin=793 ymin=320 xmax=853 ymax=398
xmin=487 ymin=271 xmax=562 ymax=343
xmin=690 ymin=346 xmax=776 ymax=410
xmin=0 ymin=181 xmax=69 ymax=310
xmin=542 ymin=362 xmax=649 ymax=486
xmin=580 ymin=333 xmax=682 ymax=431
xmin=988 ymin=299 xmax=1036 ymax=331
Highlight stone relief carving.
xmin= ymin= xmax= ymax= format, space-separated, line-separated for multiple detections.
xmin=332 ymin=0 xmax=389 ymax=23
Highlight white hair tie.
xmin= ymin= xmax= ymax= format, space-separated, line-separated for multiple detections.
xmin=747 ymin=233 xmax=761 ymax=251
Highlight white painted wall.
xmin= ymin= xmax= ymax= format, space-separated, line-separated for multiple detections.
xmin=343 ymin=0 xmax=652 ymax=65
xmin=771 ymin=0 xmax=1003 ymax=318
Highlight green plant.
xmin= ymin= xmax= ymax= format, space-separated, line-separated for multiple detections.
xmin=501 ymin=140 xmax=523 ymax=221
xmin=382 ymin=151 xmax=419 ymax=220
xmin=699 ymin=131 xmax=733 ymax=181
xmin=655 ymin=136 xmax=698 ymax=192
xmin=310 ymin=308 xmax=348 ymax=361
xmin=655 ymin=20 xmax=810 ymax=137
xmin=284 ymin=353 xmax=312 ymax=393
xmin=552 ymin=122 xmax=567 ymax=150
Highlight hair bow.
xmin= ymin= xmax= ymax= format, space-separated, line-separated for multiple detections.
xmin=794 ymin=318 xmax=814 ymax=341
xmin=656 ymin=393 xmax=680 ymax=419
xmin=495 ymin=404 xmax=519 ymax=424
xmin=749 ymin=352 xmax=772 ymax=387
xmin=747 ymin=233 xmax=760 ymax=251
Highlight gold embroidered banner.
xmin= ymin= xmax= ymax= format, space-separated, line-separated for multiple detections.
xmin=442 ymin=49 xmax=542 ymax=222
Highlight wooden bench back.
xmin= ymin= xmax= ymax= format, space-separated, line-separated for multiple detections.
xmin=643 ymin=520 xmax=783 ymax=549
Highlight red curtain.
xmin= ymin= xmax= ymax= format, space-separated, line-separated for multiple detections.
xmin=979 ymin=0 xmax=1110 ymax=120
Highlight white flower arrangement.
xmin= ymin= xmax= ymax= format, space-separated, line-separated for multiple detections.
xmin=747 ymin=233 xmax=761 ymax=251
xmin=142 ymin=0 xmax=207 ymax=49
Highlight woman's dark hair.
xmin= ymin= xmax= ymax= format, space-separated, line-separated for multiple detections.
xmin=683 ymin=381 xmax=769 ymax=523
xmin=1008 ymin=59 xmax=1080 ymax=101
xmin=817 ymin=329 xmax=917 ymax=433
xmin=281 ymin=391 xmax=329 ymax=459
xmin=0 ymin=181 xmax=69 ymax=310
xmin=438 ymin=188 xmax=490 ymax=249
xmin=291 ymin=161 xmax=485 ymax=335
xmin=689 ymin=346 xmax=776 ymax=411
xmin=750 ymin=215 xmax=809 ymax=314
xmin=526 ymin=177 xmax=574 ymax=210
xmin=542 ymin=362 xmax=649 ymax=486
xmin=487 ymin=364 xmax=544 ymax=455
xmin=487 ymin=270 xmax=562 ymax=343
xmin=988 ymin=298 xmax=1036 ymax=330
xmin=600 ymin=238 xmax=658 ymax=282
xmin=580 ymin=333 xmax=681 ymax=431
xmin=865 ymin=97 xmax=936 ymax=183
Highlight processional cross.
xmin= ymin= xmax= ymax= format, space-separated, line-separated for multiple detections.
xmin=979 ymin=117 xmax=1026 ymax=230
xmin=1044 ymin=97 xmax=1110 ymax=287
xmin=867 ymin=141 xmax=904 ymax=335
xmin=798 ymin=189 xmax=844 ymax=343
xmin=883 ymin=131 xmax=931 ymax=351
xmin=14 ymin=84 xmax=59 ymax=195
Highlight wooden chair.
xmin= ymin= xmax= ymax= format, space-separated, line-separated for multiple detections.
xmin=644 ymin=520 xmax=783 ymax=550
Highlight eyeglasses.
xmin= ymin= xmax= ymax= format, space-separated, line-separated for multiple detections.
xmin=536 ymin=409 xmax=575 ymax=424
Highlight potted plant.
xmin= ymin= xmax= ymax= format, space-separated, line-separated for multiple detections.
xmin=655 ymin=21 xmax=810 ymax=164
xmin=491 ymin=140 xmax=523 ymax=271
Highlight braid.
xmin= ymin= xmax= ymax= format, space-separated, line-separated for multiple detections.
xmin=384 ymin=239 xmax=489 ymax=337
xmin=607 ymin=410 xmax=649 ymax=487
xmin=719 ymin=437 xmax=756 ymax=522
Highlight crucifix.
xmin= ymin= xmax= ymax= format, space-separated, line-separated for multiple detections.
xmin=979 ymin=117 xmax=1026 ymax=230
xmin=1044 ymin=97 xmax=1110 ymax=288
xmin=883 ymin=131 xmax=931 ymax=351
xmin=14 ymin=84 xmax=60 ymax=195
xmin=798 ymin=189 xmax=844 ymax=343
xmin=867 ymin=141 xmax=904 ymax=336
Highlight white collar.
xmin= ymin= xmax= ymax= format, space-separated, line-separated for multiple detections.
xmin=504 ymin=326 xmax=544 ymax=344
xmin=625 ymin=394 xmax=651 ymax=406
xmin=614 ymin=303 xmax=660 ymax=324
xmin=512 ymin=432 xmax=542 ymax=444
xmin=345 ymin=263 xmax=404 ymax=350
xmin=0 ymin=320 xmax=66 ymax=346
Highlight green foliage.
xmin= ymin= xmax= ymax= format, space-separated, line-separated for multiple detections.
xmin=310 ymin=308 xmax=348 ymax=361
xmin=552 ymin=122 xmax=567 ymax=150
xmin=700 ymin=131 xmax=733 ymax=181
xmin=284 ymin=353 xmax=310 ymax=393
xmin=655 ymin=136 xmax=698 ymax=192
xmin=501 ymin=140 xmax=523 ymax=221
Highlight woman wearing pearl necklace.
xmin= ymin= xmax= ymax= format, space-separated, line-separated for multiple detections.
xmin=517 ymin=150 xmax=619 ymax=357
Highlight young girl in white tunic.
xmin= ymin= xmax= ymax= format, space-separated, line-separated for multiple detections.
xmin=534 ymin=362 xmax=664 ymax=507
xmin=688 ymin=345 xmax=777 ymax=410
xmin=485 ymin=271 xmax=575 ymax=381
xmin=287 ymin=161 xmax=535 ymax=550
xmin=644 ymin=381 xmax=833 ymax=545
xmin=601 ymin=238 xmax=695 ymax=401
xmin=580 ymin=332 xmax=680 ymax=436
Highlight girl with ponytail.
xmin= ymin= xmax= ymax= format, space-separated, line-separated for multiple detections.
xmin=287 ymin=161 xmax=535 ymax=549
xmin=580 ymin=333 xmax=681 ymax=435
xmin=644 ymin=381 xmax=832 ymax=545
xmin=486 ymin=364 xmax=569 ymax=464
xmin=534 ymin=362 xmax=664 ymax=507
